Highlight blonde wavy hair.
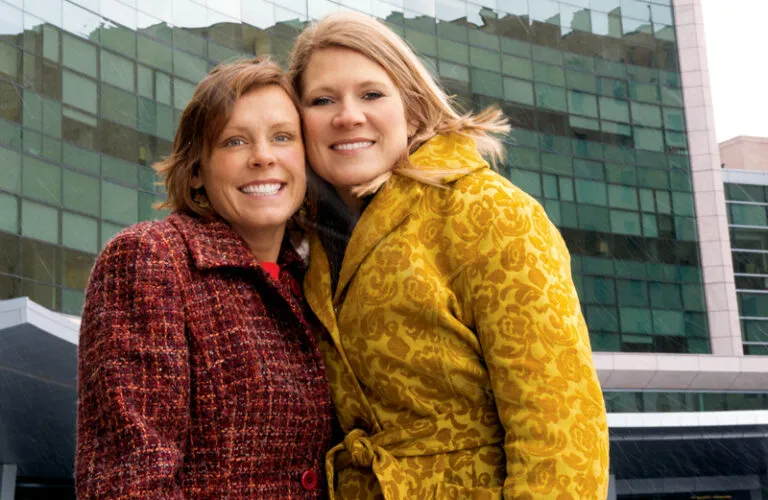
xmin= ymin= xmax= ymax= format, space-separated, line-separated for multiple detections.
xmin=288 ymin=11 xmax=510 ymax=196
xmin=153 ymin=57 xmax=298 ymax=216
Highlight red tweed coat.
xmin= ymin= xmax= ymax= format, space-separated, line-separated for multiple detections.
xmin=76 ymin=211 xmax=333 ymax=499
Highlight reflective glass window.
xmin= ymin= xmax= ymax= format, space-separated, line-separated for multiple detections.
xmin=21 ymin=199 xmax=58 ymax=243
xmin=730 ymin=204 xmax=768 ymax=227
xmin=503 ymin=77 xmax=533 ymax=106
xmin=63 ymin=70 xmax=97 ymax=114
xmin=0 ymin=193 xmax=19 ymax=234
xmin=62 ymin=212 xmax=98 ymax=253
xmin=101 ymin=50 xmax=135 ymax=92
xmin=63 ymin=169 xmax=99 ymax=216
xmin=22 ymin=156 xmax=61 ymax=205
xmin=471 ymin=69 xmax=503 ymax=98
xmin=101 ymin=181 xmax=138 ymax=225
xmin=0 ymin=146 xmax=21 ymax=194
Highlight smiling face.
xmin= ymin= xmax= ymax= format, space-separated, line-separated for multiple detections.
xmin=300 ymin=47 xmax=410 ymax=205
xmin=193 ymin=85 xmax=306 ymax=252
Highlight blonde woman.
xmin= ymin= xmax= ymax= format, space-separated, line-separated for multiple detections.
xmin=289 ymin=11 xmax=609 ymax=499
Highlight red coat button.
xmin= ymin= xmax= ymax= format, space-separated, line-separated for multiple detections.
xmin=301 ymin=469 xmax=318 ymax=491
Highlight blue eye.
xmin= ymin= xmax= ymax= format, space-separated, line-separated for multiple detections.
xmin=310 ymin=97 xmax=333 ymax=106
xmin=224 ymin=137 xmax=246 ymax=147
xmin=363 ymin=91 xmax=383 ymax=100
xmin=274 ymin=134 xmax=292 ymax=143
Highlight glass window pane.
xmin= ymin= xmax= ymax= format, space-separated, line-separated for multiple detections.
xmin=599 ymin=96 xmax=629 ymax=122
xmin=470 ymin=46 xmax=500 ymax=72
xmin=63 ymin=169 xmax=99 ymax=216
xmin=173 ymin=50 xmax=208 ymax=82
xmin=21 ymin=199 xmax=58 ymax=243
xmin=173 ymin=77 xmax=195 ymax=110
xmin=471 ymin=68 xmax=503 ymax=98
xmin=634 ymin=127 xmax=664 ymax=152
xmin=653 ymin=310 xmax=685 ymax=335
xmin=155 ymin=71 xmax=171 ymax=105
xmin=620 ymin=307 xmax=652 ymax=334
xmin=101 ymin=49 xmax=135 ymax=92
xmin=575 ymin=179 xmax=607 ymax=205
xmin=101 ymin=84 xmax=137 ymax=127
xmin=578 ymin=205 xmax=610 ymax=231
xmin=101 ymin=181 xmax=138 ymax=225
xmin=138 ymin=35 xmax=172 ymax=69
xmin=730 ymin=204 xmax=767 ymax=227
xmin=536 ymin=83 xmax=567 ymax=112
xmin=533 ymin=62 xmax=565 ymax=86
xmin=22 ymin=156 xmax=61 ymax=205
xmin=509 ymin=169 xmax=541 ymax=196
xmin=608 ymin=185 xmax=637 ymax=210
xmin=62 ymin=211 xmax=98 ymax=253
xmin=62 ymin=34 xmax=97 ymax=77
xmin=503 ymin=77 xmax=533 ymax=105
xmin=726 ymin=184 xmax=766 ymax=203
xmin=501 ymin=54 xmax=532 ymax=80
xmin=101 ymin=22 xmax=136 ymax=58
xmin=567 ymin=90 xmax=598 ymax=117
xmin=0 ymin=193 xmax=19 ymax=233
xmin=610 ymin=209 xmax=641 ymax=235
xmin=0 ymin=146 xmax=21 ymax=194
xmin=63 ymin=70 xmax=97 ymax=113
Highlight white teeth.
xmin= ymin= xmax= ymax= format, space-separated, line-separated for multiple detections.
xmin=333 ymin=141 xmax=373 ymax=151
xmin=240 ymin=183 xmax=282 ymax=195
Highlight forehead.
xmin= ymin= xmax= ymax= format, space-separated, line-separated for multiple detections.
xmin=302 ymin=47 xmax=396 ymax=91
xmin=225 ymin=85 xmax=300 ymax=124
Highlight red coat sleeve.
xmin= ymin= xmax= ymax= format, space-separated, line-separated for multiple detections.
xmin=76 ymin=227 xmax=189 ymax=499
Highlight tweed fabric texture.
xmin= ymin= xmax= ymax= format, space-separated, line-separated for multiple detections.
xmin=304 ymin=133 xmax=610 ymax=499
xmin=77 ymin=211 xmax=333 ymax=499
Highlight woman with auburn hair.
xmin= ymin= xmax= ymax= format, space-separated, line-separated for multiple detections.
xmin=289 ymin=11 xmax=609 ymax=499
xmin=76 ymin=57 xmax=333 ymax=498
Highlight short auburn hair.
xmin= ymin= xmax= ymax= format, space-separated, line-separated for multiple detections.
xmin=154 ymin=57 xmax=298 ymax=217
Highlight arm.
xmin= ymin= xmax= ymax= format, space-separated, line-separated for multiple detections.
xmin=464 ymin=193 xmax=609 ymax=499
xmin=76 ymin=228 xmax=189 ymax=499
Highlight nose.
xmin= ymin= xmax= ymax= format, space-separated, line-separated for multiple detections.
xmin=332 ymin=98 xmax=365 ymax=128
xmin=249 ymin=138 xmax=276 ymax=168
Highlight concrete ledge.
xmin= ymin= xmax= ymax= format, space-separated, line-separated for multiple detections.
xmin=595 ymin=352 xmax=768 ymax=391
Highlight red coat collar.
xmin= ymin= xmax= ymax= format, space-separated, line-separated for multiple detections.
xmin=166 ymin=211 xmax=305 ymax=274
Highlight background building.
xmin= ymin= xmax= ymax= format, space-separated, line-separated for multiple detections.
xmin=0 ymin=0 xmax=766 ymax=498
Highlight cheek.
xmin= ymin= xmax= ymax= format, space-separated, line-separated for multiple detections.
xmin=301 ymin=112 xmax=326 ymax=143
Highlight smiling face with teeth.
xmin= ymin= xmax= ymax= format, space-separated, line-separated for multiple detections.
xmin=300 ymin=47 xmax=410 ymax=208
xmin=192 ymin=85 xmax=306 ymax=260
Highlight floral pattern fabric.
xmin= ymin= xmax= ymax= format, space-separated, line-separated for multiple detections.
xmin=304 ymin=133 xmax=610 ymax=499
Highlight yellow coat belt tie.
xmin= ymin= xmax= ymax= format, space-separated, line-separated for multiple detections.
xmin=326 ymin=408 xmax=505 ymax=499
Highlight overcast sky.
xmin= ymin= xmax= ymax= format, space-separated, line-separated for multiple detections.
xmin=701 ymin=0 xmax=768 ymax=143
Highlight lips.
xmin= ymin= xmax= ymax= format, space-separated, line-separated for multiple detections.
xmin=331 ymin=140 xmax=374 ymax=151
xmin=239 ymin=182 xmax=284 ymax=196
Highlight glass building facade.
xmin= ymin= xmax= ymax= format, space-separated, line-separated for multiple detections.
xmin=726 ymin=181 xmax=768 ymax=355
xmin=0 ymin=0 xmax=708 ymax=353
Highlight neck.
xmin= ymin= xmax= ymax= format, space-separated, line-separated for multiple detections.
xmin=236 ymin=225 xmax=285 ymax=263
xmin=337 ymin=188 xmax=363 ymax=216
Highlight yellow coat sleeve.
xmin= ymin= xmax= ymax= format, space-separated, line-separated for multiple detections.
xmin=458 ymin=182 xmax=610 ymax=499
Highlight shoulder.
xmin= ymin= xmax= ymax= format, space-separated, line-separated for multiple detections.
xmin=96 ymin=215 xmax=187 ymax=275
xmin=417 ymin=167 xmax=545 ymax=224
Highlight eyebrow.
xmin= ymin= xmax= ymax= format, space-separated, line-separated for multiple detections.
xmin=304 ymin=79 xmax=393 ymax=95
xmin=220 ymin=121 xmax=300 ymax=133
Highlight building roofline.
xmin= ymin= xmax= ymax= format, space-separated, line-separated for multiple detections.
xmin=594 ymin=352 xmax=768 ymax=391
xmin=719 ymin=135 xmax=768 ymax=147
xmin=0 ymin=297 xmax=79 ymax=345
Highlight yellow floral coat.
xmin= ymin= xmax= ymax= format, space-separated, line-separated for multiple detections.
xmin=304 ymin=133 xmax=609 ymax=499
